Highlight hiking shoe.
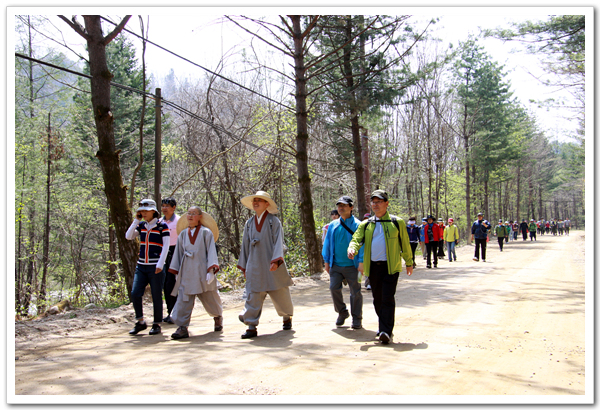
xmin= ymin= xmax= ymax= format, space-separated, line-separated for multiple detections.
xmin=171 ymin=326 xmax=189 ymax=340
xmin=283 ymin=318 xmax=292 ymax=330
xmin=336 ymin=310 xmax=350 ymax=327
xmin=129 ymin=321 xmax=147 ymax=335
xmin=351 ymin=322 xmax=362 ymax=330
xmin=365 ymin=284 xmax=372 ymax=291
xmin=426 ymin=265 xmax=431 ymax=269
xmin=149 ymin=324 xmax=161 ymax=335
xmin=163 ymin=315 xmax=174 ymax=324
xmin=482 ymin=259 xmax=486 ymax=262
xmin=214 ymin=316 xmax=223 ymax=332
xmin=379 ymin=332 xmax=391 ymax=344
xmin=473 ymin=258 xmax=479 ymax=261
xmin=241 ymin=329 xmax=258 ymax=339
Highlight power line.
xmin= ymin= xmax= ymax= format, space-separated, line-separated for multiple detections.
xmin=14 ymin=51 xmax=337 ymax=182
xmin=99 ymin=16 xmax=295 ymax=112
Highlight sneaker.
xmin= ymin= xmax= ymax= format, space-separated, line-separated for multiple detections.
xmin=473 ymin=258 xmax=479 ymax=261
xmin=427 ymin=265 xmax=431 ymax=269
xmin=365 ymin=285 xmax=372 ymax=291
xmin=379 ymin=332 xmax=391 ymax=344
xmin=449 ymin=259 xmax=453 ymax=262
xmin=336 ymin=310 xmax=350 ymax=326
xmin=482 ymin=259 xmax=486 ymax=263
xmin=171 ymin=326 xmax=189 ymax=340
xmin=129 ymin=321 xmax=147 ymax=335
xmin=163 ymin=315 xmax=175 ymax=324
xmin=351 ymin=323 xmax=362 ymax=330
xmin=283 ymin=318 xmax=292 ymax=330
xmin=149 ymin=324 xmax=161 ymax=335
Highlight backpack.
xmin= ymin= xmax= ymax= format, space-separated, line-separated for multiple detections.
xmin=366 ymin=215 xmax=403 ymax=252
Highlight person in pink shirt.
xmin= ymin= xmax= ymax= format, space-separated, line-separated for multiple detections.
xmin=160 ymin=197 xmax=180 ymax=324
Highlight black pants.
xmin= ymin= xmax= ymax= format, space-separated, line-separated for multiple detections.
xmin=530 ymin=231 xmax=537 ymax=241
xmin=474 ymin=238 xmax=487 ymax=260
xmin=163 ymin=245 xmax=178 ymax=315
xmin=410 ymin=242 xmax=418 ymax=266
xmin=425 ymin=241 xmax=438 ymax=267
xmin=522 ymin=231 xmax=528 ymax=241
xmin=368 ymin=261 xmax=399 ymax=336
xmin=437 ymin=240 xmax=445 ymax=257
xmin=498 ymin=237 xmax=504 ymax=251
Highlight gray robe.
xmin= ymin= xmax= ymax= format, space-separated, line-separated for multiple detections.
xmin=169 ymin=226 xmax=219 ymax=301
xmin=237 ymin=213 xmax=293 ymax=293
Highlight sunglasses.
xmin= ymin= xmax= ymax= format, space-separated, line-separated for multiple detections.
xmin=139 ymin=202 xmax=154 ymax=208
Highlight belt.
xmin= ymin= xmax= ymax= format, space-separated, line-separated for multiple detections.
xmin=370 ymin=260 xmax=387 ymax=265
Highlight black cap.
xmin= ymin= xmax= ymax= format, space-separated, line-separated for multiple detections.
xmin=427 ymin=214 xmax=435 ymax=221
xmin=336 ymin=196 xmax=353 ymax=206
xmin=370 ymin=190 xmax=388 ymax=201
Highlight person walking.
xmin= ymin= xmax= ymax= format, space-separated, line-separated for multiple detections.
xmin=564 ymin=218 xmax=571 ymax=235
xmin=471 ymin=212 xmax=490 ymax=262
xmin=322 ymin=196 xmax=364 ymax=329
xmin=519 ymin=219 xmax=529 ymax=241
xmin=504 ymin=221 xmax=511 ymax=243
xmin=126 ymin=199 xmax=171 ymax=335
xmin=494 ymin=219 xmax=507 ymax=251
xmin=406 ymin=216 xmax=421 ymax=268
xmin=443 ymin=218 xmax=459 ymax=262
xmin=418 ymin=217 xmax=427 ymax=261
xmin=237 ymin=191 xmax=294 ymax=339
xmin=322 ymin=210 xmax=340 ymax=242
xmin=558 ymin=219 xmax=564 ymax=236
xmin=513 ymin=221 xmax=519 ymax=241
xmin=347 ymin=190 xmax=413 ymax=345
xmin=529 ymin=219 xmax=538 ymax=241
xmin=168 ymin=206 xmax=223 ymax=339
xmin=436 ymin=218 xmax=446 ymax=259
xmin=159 ymin=197 xmax=180 ymax=324
xmin=423 ymin=215 xmax=441 ymax=268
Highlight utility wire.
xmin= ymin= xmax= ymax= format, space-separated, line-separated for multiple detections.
xmin=15 ymin=51 xmax=337 ymax=181
xmin=99 ymin=16 xmax=295 ymax=112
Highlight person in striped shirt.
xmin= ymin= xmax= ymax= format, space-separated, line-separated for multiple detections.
xmin=126 ymin=199 xmax=171 ymax=336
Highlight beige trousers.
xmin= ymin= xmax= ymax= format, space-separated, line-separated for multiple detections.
xmin=240 ymin=287 xmax=293 ymax=328
xmin=171 ymin=287 xmax=223 ymax=327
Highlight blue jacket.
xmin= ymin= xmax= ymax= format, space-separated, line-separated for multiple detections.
xmin=406 ymin=224 xmax=421 ymax=242
xmin=322 ymin=216 xmax=364 ymax=268
xmin=419 ymin=224 xmax=426 ymax=242
xmin=471 ymin=220 xmax=490 ymax=239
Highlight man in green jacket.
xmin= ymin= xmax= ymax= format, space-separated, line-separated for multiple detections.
xmin=347 ymin=190 xmax=413 ymax=345
xmin=528 ymin=219 xmax=537 ymax=241
xmin=494 ymin=219 xmax=507 ymax=251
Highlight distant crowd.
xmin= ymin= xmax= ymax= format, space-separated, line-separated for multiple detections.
xmin=122 ymin=189 xmax=572 ymax=346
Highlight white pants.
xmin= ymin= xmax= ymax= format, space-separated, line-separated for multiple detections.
xmin=171 ymin=287 xmax=223 ymax=327
xmin=240 ymin=287 xmax=293 ymax=328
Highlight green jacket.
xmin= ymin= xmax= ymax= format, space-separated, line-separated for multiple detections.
xmin=495 ymin=225 xmax=507 ymax=237
xmin=529 ymin=222 xmax=537 ymax=232
xmin=348 ymin=211 xmax=413 ymax=277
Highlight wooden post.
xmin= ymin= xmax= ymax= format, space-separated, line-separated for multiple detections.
xmin=154 ymin=88 xmax=162 ymax=204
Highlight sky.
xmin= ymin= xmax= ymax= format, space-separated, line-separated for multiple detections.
xmin=11 ymin=7 xmax=589 ymax=143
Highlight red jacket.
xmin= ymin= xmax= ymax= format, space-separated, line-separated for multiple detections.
xmin=423 ymin=223 xmax=441 ymax=243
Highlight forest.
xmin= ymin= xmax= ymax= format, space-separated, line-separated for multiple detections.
xmin=13 ymin=14 xmax=585 ymax=317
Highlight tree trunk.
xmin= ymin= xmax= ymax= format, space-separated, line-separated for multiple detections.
xmin=516 ymin=165 xmax=521 ymax=221
xmin=290 ymin=16 xmax=322 ymax=275
xmin=80 ymin=16 xmax=138 ymax=297
xmin=341 ymin=18 xmax=367 ymax=219
xmin=40 ymin=113 xmax=52 ymax=304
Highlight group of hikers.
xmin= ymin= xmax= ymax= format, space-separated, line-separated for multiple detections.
xmin=124 ymin=188 xmax=571 ymax=345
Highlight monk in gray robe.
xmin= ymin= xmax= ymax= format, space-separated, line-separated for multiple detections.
xmin=237 ymin=191 xmax=294 ymax=339
xmin=168 ymin=206 xmax=223 ymax=339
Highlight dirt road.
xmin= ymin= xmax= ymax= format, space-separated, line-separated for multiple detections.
xmin=12 ymin=230 xmax=588 ymax=401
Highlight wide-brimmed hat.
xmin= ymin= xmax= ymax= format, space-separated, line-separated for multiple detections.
xmin=176 ymin=210 xmax=219 ymax=242
xmin=241 ymin=191 xmax=278 ymax=214
xmin=136 ymin=198 xmax=158 ymax=213
xmin=426 ymin=214 xmax=435 ymax=221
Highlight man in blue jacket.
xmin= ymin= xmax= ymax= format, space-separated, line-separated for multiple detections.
xmin=322 ymin=196 xmax=364 ymax=329
xmin=471 ymin=212 xmax=490 ymax=262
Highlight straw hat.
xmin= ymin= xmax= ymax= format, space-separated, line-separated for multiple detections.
xmin=240 ymin=191 xmax=278 ymax=214
xmin=176 ymin=210 xmax=219 ymax=242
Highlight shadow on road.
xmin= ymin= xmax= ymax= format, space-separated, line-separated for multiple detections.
xmin=359 ymin=341 xmax=428 ymax=353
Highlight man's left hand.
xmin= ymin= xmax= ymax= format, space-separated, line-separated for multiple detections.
xmin=358 ymin=262 xmax=364 ymax=273
xmin=269 ymin=262 xmax=278 ymax=271
xmin=406 ymin=266 xmax=413 ymax=276
xmin=155 ymin=267 xmax=162 ymax=274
